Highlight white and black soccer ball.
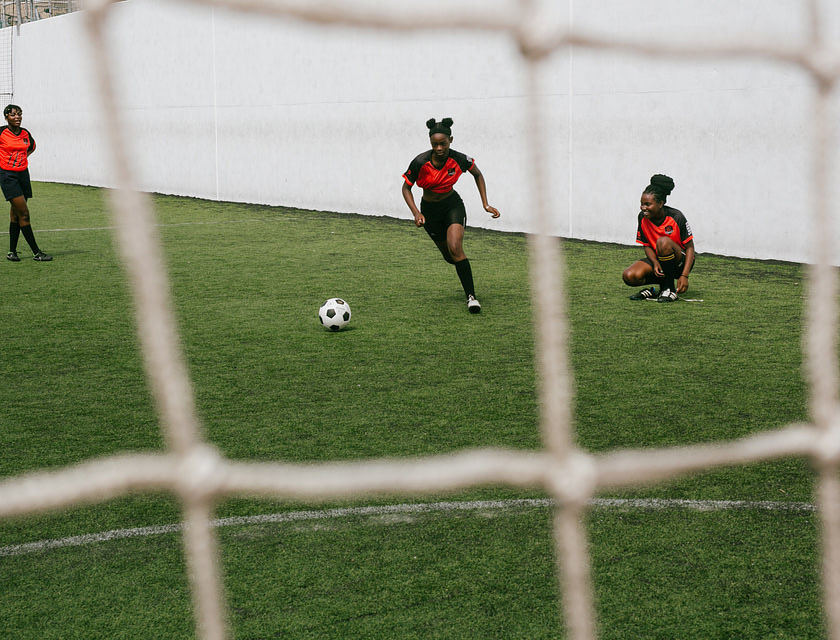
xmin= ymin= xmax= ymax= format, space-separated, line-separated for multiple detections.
xmin=318 ymin=297 xmax=351 ymax=331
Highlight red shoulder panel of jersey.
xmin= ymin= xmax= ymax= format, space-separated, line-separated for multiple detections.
xmin=635 ymin=206 xmax=693 ymax=248
xmin=0 ymin=126 xmax=34 ymax=171
xmin=402 ymin=149 xmax=475 ymax=193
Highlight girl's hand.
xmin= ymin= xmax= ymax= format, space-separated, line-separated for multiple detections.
xmin=653 ymin=263 xmax=664 ymax=278
xmin=414 ymin=213 xmax=425 ymax=227
xmin=484 ymin=205 xmax=500 ymax=218
xmin=676 ymin=276 xmax=689 ymax=294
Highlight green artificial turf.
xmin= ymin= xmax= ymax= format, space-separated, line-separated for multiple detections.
xmin=0 ymin=183 xmax=819 ymax=638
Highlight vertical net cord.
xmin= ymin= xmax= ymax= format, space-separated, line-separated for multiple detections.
xmin=806 ymin=66 xmax=840 ymax=638
xmin=804 ymin=6 xmax=840 ymax=638
xmin=820 ymin=473 xmax=840 ymax=640
xmin=83 ymin=7 xmax=203 ymax=456
xmin=85 ymin=6 xmax=228 ymax=639
xmin=183 ymin=501 xmax=229 ymax=640
xmin=809 ymin=67 xmax=840 ymax=640
xmin=519 ymin=0 xmax=596 ymax=633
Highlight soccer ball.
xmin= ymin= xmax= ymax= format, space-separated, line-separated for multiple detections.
xmin=318 ymin=298 xmax=351 ymax=331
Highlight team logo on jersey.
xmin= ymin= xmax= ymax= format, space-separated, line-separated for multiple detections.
xmin=664 ymin=224 xmax=674 ymax=234
xmin=447 ymin=167 xmax=456 ymax=176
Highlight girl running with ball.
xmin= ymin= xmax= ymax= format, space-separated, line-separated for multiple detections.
xmin=401 ymin=117 xmax=500 ymax=313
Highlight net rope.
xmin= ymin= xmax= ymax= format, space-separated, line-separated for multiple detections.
xmin=1 ymin=1 xmax=838 ymax=638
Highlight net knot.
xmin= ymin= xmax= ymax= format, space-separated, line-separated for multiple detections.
xmin=814 ymin=416 xmax=840 ymax=466
xmin=547 ymin=451 xmax=597 ymax=506
xmin=175 ymin=444 xmax=225 ymax=500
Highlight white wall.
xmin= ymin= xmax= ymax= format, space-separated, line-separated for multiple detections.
xmin=8 ymin=0 xmax=840 ymax=263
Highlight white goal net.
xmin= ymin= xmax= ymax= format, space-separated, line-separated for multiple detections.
xmin=1 ymin=1 xmax=839 ymax=639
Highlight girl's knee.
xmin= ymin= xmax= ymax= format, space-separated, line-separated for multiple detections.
xmin=622 ymin=266 xmax=646 ymax=286
xmin=435 ymin=243 xmax=456 ymax=264
xmin=656 ymin=236 xmax=680 ymax=257
xmin=446 ymin=239 xmax=466 ymax=261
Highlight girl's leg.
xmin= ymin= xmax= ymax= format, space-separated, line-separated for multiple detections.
xmin=432 ymin=238 xmax=456 ymax=264
xmin=445 ymin=223 xmax=467 ymax=263
xmin=623 ymin=259 xmax=663 ymax=299
xmin=443 ymin=224 xmax=478 ymax=310
xmin=655 ymin=237 xmax=685 ymax=293
xmin=8 ymin=204 xmax=19 ymax=255
xmin=11 ymin=196 xmax=49 ymax=259
xmin=622 ymin=260 xmax=657 ymax=287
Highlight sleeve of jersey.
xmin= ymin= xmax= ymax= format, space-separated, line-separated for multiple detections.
xmin=402 ymin=157 xmax=421 ymax=185
xmin=452 ymin=150 xmax=474 ymax=173
xmin=635 ymin=213 xmax=649 ymax=246
xmin=677 ymin=212 xmax=694 ymax=244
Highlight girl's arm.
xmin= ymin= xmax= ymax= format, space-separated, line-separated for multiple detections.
xmin=468 ymin=165 xmax=499 ymax=218
xmin=401 ymin=181 xmax=424 ymax=227
xmin=677 ymin=240 xmax=696 ymax=293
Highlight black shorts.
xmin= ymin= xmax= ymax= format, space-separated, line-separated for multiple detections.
xmin=640 ymin=255 xmax=694 ymax=271
xmin=0 ymin=168 xmax=32 ymax=201
xmin=420 ymin=191 xmax=466 ymax=242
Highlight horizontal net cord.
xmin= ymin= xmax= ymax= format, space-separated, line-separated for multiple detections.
xmin=0 ymin=422 xmax=821 ymax=519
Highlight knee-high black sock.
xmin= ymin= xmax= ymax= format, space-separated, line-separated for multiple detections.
xmin=9 ymin=222 xmax=19 ymax=252
xmin=20 ymin=225 xmax=40 ymax=254
xmin=658 ymin=252 xmax=677 ymax=292
xmin=454 ymin=258 xmax=475 ymax=297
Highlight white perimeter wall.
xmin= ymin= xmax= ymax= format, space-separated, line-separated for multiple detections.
xmin=7 ymin=0 xmax=840 ymax=263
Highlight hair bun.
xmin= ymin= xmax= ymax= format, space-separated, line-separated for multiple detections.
xmin=649 ymin=174 xmax=675 ymax=196
xmin=426 ymin=117 xmax=454 ymax=137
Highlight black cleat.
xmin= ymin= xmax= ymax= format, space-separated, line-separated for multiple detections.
xmin=629 ymin=287 xmax=656 ymax=300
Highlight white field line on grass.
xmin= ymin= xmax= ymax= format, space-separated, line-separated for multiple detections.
xmin=0 ymin=497 xmax=816 ymax=557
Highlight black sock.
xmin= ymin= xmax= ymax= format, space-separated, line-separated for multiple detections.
xmin=658 ymin=252 xmax=677 ymax=292
xmin=20 ymin=225 xmax=40 ymax=254
xmin=9 ymin=222 xmax=19 ymax=252
xmin=454 ymin=258 xmax=475 ymax=297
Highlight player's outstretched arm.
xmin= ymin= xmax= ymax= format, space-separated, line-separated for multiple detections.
xmin=469 ymin=165 xmax=499 ymax=218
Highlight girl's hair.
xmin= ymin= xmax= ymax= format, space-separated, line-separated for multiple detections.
xmin=426 ymin=117 xmax=453 ymax=137
xmin=3 ymin=104 xmax=21 ymax=116
xmin=643 ymin=174 xmax=675 ymax=203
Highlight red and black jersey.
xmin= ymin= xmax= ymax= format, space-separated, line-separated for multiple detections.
xmin=0 ymin=126 xmax=33 ymax=171
xmin=636 ymin=205 xmax=693 ymax=249
xmin=402 ymin=149 xmax=474 ymax=194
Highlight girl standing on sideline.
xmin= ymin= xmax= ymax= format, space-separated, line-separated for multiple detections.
xmin=401 ymin=117 xmax=499 ymax=313
xmin=622 ymin=174 xmax=694 ymax=302
xmin=2 ymin=104 xmax=51 ymax=262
